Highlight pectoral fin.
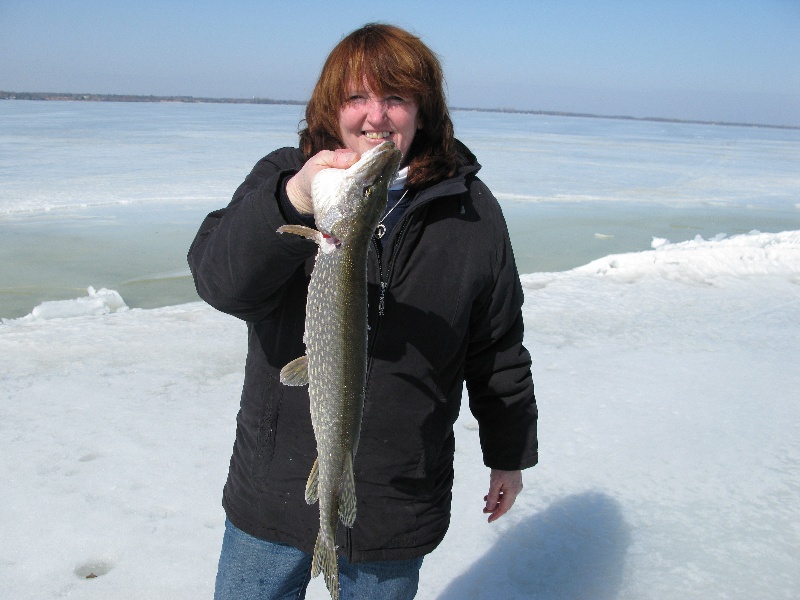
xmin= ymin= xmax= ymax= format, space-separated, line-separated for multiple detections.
xmin=279 ymin=355 xmax=309 ymax=386
xmin=277 ymin=224 xmax=319 ymax=240
xmin=277 ymin=225 xmax=340 ymax=254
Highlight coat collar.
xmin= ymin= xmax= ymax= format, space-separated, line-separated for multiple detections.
xmin=410 ymin=139 xmax=481 ymax=206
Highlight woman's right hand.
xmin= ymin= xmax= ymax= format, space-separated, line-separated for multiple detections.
xmin=286 ymin=149 xmax=360 ymax=215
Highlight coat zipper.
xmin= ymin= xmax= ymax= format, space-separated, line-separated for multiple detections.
xmin=348 ymin=213 xmax=413 ymax=564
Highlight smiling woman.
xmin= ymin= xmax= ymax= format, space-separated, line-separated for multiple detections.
xmin=187 ymin=21 xmax=537 ymax=600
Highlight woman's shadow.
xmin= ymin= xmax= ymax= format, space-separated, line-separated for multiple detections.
xmin=437 ymin=492 xmax=630 ymax=600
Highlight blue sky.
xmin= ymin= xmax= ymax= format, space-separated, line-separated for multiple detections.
xmin=1 ymin=0 xmax=798 ymax=126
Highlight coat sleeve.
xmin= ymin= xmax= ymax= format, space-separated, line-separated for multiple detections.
xmin=187 ymin=147 xmax=317 ymax=322
xmin=464 ymin=179 xmax=538 ymax=471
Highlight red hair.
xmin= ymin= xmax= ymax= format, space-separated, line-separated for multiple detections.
xmin=299 ymin=23 xmax=459 ymax=191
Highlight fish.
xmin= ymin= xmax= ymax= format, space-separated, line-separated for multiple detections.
xmin=277 ymin=141 xmax=402 ymax=600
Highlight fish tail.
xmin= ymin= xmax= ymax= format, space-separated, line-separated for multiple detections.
xmin=311 ymin=531 xmax=339 ymax=600
xmin=338 ymin=452 xmax=357 ymax=527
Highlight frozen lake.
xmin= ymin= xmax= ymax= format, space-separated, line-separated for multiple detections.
xmin=1 ymin=100 xmax=798 ymax=319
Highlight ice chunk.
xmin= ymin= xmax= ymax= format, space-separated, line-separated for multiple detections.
xmin=29 ymin=286 xmax=128 ymax=320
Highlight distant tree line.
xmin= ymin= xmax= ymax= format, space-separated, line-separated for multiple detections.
xmin=0 ymin=91 xmax=304 ymax=105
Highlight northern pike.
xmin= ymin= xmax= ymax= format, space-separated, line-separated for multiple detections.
xmin=278 ymin=141 xmax=402 ymax=600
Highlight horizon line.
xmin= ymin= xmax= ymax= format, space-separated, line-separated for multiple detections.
xmin=2 ymin=90 xmax=797 ymax=131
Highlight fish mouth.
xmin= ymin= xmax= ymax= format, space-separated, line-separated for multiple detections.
xmin=349 ymin=141 xmax=402 ymax=185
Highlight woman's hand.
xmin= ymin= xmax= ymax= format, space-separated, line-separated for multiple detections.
xmin=483 ymin=469 xmax=524 ymax=523
xmin=286 ymin=149 xmax=359 ymax=214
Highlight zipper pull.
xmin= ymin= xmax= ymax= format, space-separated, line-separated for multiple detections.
xmin=378 ymin=281 xmax=387 ymax=316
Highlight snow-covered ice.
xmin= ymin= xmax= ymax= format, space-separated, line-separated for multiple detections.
xmin=2 ymin=100 xmax=799 ymax=597
xmin=2 ymin=230 xmax=798 ymax=599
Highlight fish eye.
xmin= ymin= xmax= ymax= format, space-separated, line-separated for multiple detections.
xmin=364 ymin=186 xmax=373 ymax=198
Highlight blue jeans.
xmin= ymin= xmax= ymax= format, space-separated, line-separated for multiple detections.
xmin=214 ymin=519 xmax=423 ymax=600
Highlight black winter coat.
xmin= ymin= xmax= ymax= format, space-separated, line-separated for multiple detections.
xmin=187 ymin=141 xmax=537 ymax=563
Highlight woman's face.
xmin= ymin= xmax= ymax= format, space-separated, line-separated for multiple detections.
xmin=338 ymin=78 xmax=422 ymax=164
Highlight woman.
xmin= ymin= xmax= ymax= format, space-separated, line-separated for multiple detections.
xmin=189 ymin=23 xmax=538 ymax=600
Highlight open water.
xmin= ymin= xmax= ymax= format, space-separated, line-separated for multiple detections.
xmin=1 ymin=100 xmax=798 ymax=319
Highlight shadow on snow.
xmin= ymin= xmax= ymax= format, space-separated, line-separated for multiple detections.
xmin=437 ymin=491 xmax=631 ymax=600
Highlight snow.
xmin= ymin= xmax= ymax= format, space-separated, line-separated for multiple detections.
xmin=2 ymin=230 xmax=798 ymax=598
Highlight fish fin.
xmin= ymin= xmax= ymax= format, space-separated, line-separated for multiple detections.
xmin=279 ymin=356 xmax=309 ymax=386
xmin=311 ymin=531 xmax=340 ymax=600
xmin=276 ymin=225 xmax=340 ymax=254
xmin=338 ymin=452 xmax=357 ymax=527
xmin=276 ymin=224 xmax=319 ymax=239
xmin=305 ymin=458 xmax=319 ymax=504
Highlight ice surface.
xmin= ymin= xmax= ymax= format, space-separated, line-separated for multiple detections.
xmin=3 ymin=102 xmax=799 ymax=216
xmin=0 ymin=101 xmax=304 ymax=215
xmin=2 ymin=101 xmax=799 ymax=318
xmin=1 ymin=230 xmax=798 ymax=599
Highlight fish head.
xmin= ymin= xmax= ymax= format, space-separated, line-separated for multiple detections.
xmin=312 ymin=141 xmax=402 ymax=242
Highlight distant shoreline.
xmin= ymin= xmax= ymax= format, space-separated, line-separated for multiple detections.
xmin=2 ymin=90 xmax=798 ymax=131
xmin=0 ymin=90 xmax=304 ymax=106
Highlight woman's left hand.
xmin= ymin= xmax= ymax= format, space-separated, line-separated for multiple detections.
xmin=483 ymin=469 xmax=523 ymax=523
